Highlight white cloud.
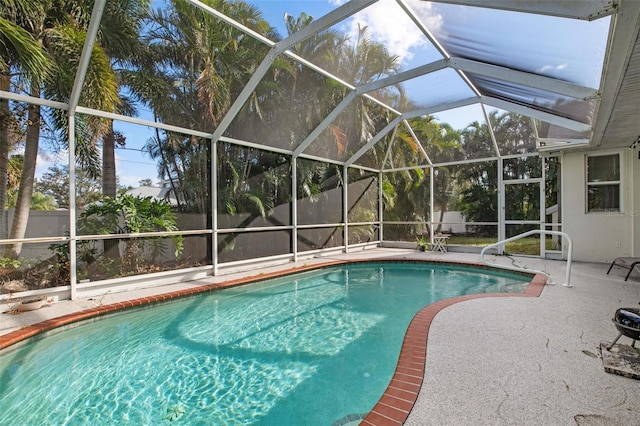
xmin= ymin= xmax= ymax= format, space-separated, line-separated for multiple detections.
xmin=407 ymin=0 xmax=444 ymax=34
xmin=338 ymin=0 xmax=443 ymax=64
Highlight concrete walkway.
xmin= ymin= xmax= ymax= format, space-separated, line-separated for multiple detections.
xmin=1 ymin=249 xmax=639 ymax=425
xmin=404 ymin=252 xmax=640 ymax=426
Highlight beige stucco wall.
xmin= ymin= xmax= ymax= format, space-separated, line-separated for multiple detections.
xmin=561 ymin=148 xmax=634 ymax=263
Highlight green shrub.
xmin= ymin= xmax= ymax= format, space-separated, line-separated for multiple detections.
xmin=77 ymin=194 xmax=183 ymax=276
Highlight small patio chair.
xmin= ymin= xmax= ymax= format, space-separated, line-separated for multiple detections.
xmin=607 ymin=257 xmax=640 ymax=281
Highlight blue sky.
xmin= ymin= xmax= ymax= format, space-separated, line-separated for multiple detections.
xmin=102 ymin=2 xmax=347 ymax=188
xmin=34 ymin=0 xmax=611 ymax=187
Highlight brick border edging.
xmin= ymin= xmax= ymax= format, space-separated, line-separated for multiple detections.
xmin=361 ymin=271 xmax=547 ymax=425
xmin=0 ymin=259 xmax=344 ymax=351
xmin=0 ymin=259 xmax=545 ymax=425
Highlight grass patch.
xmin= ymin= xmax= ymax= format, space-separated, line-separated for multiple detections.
xmin=448 ymin=236 xmax=558 ymax=255
xmin=447 ymin=236 xmax=496 ymax=246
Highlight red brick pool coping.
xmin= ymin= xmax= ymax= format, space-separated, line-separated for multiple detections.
xmin=0 ymin=259 xmax=546 ymax=425
xmin=361 ymin=270 xmax=546 ymax=425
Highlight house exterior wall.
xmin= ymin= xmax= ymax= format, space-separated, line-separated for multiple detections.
xmin=561 ymin=148 xmax=633 ymax=263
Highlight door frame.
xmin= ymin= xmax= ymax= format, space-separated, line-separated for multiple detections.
xmin=498 ymin=156 xmax=548 ymax=257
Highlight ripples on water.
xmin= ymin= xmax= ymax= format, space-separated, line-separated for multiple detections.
xmin=0 ymin=263 xmax=528 ymax=425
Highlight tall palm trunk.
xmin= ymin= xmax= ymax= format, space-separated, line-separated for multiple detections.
xmin=102 ymin=122 xmax=120 ymax=260
xmin=0 ymin=74 xmax=10 ymax=241
xmin=102 ymin=124 xmax=117 ymax=198
xmin=7 ymin=83 xmax=40 ymax=257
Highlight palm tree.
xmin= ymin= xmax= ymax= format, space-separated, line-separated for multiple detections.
xmin=455 ymin=111 xmax=541 ymax=236
xmin=315 ymin=25 xmax=401 ymax=165
xmin=454 ymin=119 xmax=497 ymax=234
xmin=144 ymin=129 xmax=211 ymax=213
xmin=93 ymin=0 xmax=150 ymax=262
xmin=129 ymin=0 xmax=271 ymax=130
xmin=248 ymin=12 xmax=346 ymax=153
xmin=383 ymin=116 xmax=439 ymax=238
xmin=2 ymin=1 xmax=134 ymax=257
xmin=429 ymin=123 xmax=463 ymax=232
xmin=126 ymin=0 xmax=273 ymax=216
xmin=382 ymin=116 xmax=462 ymax=238
xmin=0 ymin=2 xmax=51 ymax=240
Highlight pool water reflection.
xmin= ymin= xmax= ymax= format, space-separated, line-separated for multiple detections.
xmin=0 ymin=262 xmax=529 ymax=425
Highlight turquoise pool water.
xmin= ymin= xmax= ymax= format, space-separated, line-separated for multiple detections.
xmin=0 ymin=262 xmax=529 ymax=425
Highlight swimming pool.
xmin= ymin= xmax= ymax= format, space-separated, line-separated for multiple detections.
xmin=0 ymin=261 xmax=531 ymax=425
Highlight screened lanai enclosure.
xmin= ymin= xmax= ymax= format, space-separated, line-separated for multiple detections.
xmin=0 ymin=0 xmax=635 ymax=301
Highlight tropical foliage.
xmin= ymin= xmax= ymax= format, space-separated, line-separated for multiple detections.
xmin=76 ymin=194 xmax=183 ymax=279
xmin=0 ymin=0 xmax=554 ymax=290
xmin=0 ymin=0 xmax=147 ymax=257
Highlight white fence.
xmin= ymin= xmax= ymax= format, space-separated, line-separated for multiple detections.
xmin=432 ymin=211 xmax=467 ymax=234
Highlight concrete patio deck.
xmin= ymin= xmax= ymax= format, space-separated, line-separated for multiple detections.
xmin=1 ymin=248 xmax=639 ymax=425
xmin=402 ymin=252 xmax=640 ymax=426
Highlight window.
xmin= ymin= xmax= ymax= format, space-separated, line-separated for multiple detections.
xmin=586 ymin=154 xmax=620 ymax=212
